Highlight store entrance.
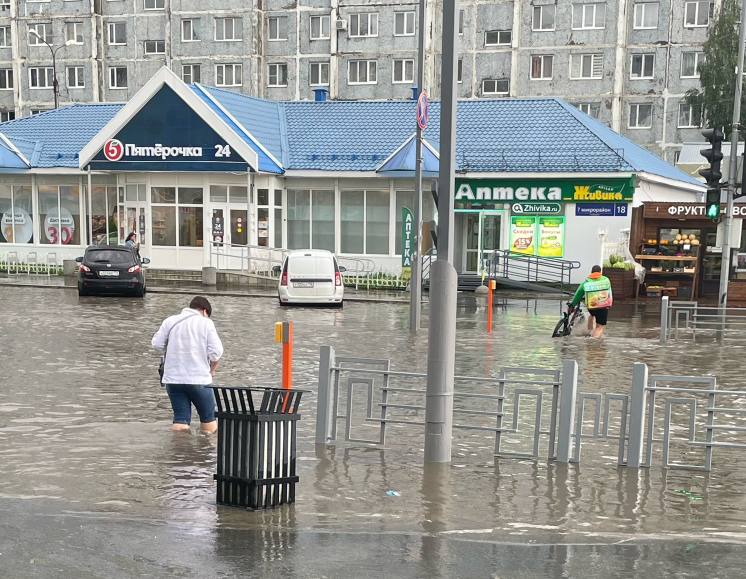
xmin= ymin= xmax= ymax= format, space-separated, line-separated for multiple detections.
xmin=457 ymin=211 xmax=502 ymax=274
xmin=210 ymin=205 xmax=249 ymax=269
xmin=124 ymin=202 xmax=147 ymax=256
xmin=699 ymin=230 xmax=721 ymax=298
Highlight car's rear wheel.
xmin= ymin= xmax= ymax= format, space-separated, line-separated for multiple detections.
xmin=78 ymin=284 xmax=88 ymax=297
xmin=134 ymin=285 xmax=146 ymax=298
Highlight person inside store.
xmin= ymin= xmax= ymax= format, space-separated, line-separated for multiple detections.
xmin=108 ymin=209 xmax=119 ymax=245
xmin=152 ymin=296 xmax=224 ymax=433
xmin=570 ymin=265 xmax=613 ymax=338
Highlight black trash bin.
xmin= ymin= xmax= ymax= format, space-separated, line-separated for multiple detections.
xmin=210 ymin=386 xmax=305 ymax=510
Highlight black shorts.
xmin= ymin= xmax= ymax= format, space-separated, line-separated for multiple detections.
xmin=588 ymin=307 xmax=609 ymax=326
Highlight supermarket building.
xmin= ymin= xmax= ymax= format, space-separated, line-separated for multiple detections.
xmin=0 ymin=67 xmax=704 ymax=282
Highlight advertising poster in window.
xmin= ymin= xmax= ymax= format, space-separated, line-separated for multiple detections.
xmin=537 ymin=216 xmax=565 ymax=257
xmin=509 ymin=216 xmax=536 ymax=254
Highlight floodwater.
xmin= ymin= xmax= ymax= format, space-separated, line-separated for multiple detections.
xmin=3 ymin=286 xmax=746 ymax=576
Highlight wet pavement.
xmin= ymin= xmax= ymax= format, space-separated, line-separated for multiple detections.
xmin=2 ymin=285 xmax=746 ymax=577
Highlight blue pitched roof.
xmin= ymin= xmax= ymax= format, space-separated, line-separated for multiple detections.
xmin=0 ymin=104 xmax=123 ymax=168
xmin=189 ymin=84 xmax=283 ymax=174
xmin=0 ymin=86 xmax=703 ymax=188
xmin=377 ymin=134 xmax=440 ymax=177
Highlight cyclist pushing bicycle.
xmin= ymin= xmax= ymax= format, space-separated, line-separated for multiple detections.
xmin=570 ymin=265 xmax=613 ymax=338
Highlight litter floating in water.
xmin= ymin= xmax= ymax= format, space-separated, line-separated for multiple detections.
xmin=386 ymin=491 xmax=401 ymax=497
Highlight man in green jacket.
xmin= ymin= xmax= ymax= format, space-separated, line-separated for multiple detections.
xmin=571 ymin=265 xmax=613 ymax=338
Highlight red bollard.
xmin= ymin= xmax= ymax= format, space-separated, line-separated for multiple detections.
xmin=275 ymin=321 xmax=293 ymax=411
xmin=487 ymin=280 xmax=496 ymax=333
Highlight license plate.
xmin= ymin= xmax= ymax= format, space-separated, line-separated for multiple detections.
xmin=99 ymin=270 xmax=120 ymax=277
xmin=293 ymin=282 xmax=313 ymax=288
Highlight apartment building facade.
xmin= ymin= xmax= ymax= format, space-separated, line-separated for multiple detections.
xmin=0 ymin=0 xmax=713 ymax=162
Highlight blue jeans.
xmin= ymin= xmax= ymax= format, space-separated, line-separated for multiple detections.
xmin=165 ymin=384 xmax=216 ymax=424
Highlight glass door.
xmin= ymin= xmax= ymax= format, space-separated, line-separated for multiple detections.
xmin=480 ymin=212 xmax=501 ymax=270
xmin=464 ymin=212 xmax=481 ymax=273
xmin=700 ymin=230 xmax=721 ymax=298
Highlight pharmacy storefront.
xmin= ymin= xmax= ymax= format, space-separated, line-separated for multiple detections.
xmin=453 ymin=177 xmax=634 ymax=274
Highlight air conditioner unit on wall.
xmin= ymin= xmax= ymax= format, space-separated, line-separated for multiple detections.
xmin=335 ymin=19 xmax=347 ymax=30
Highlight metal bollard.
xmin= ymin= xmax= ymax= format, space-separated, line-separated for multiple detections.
xmin=659 ymin=296 xmax=669 ymax=343
xmin=556 ymin=359 xmax=578 ymax=463
xmin=625 ymin=362 xmax=648 ymax=468
xmin=315 ymin=346 xmax=335 ymax=445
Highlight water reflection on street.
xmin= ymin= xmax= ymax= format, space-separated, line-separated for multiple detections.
xmin=2 ymin=287 xmax=746 ymax=547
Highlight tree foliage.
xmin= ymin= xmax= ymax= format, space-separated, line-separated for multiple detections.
xmin=685 ymin=0 xmax=746 ymax=137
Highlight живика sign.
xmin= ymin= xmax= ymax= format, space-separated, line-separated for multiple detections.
xmin=511 ymin=202 xmax=562 ymax=214
xmin=455 ymin=178 xmax=634 ymax=203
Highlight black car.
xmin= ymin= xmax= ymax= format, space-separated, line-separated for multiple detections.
xmin=76 ymin=246 xmax=150 ymax=297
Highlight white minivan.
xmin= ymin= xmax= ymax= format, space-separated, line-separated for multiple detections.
xmin=276 ymin=249 xmax=345 ymax=306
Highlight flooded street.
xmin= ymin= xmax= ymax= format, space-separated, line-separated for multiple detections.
xmin=3 ymin=285 xmax=746 ymax=577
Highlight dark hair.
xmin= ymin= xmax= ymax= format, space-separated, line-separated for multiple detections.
xmin=126 ymin=232 xmax=136 ymax=241
xmin=189 ymin=296 xmax=212 ymax=317
xmin=591 ymin=265 xmax=602 ymax=273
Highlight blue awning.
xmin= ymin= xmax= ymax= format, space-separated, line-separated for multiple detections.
xmin=376 ymin=134 xmax=439 ymax=177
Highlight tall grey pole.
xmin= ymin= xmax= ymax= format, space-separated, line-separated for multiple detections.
xmin=409 ymin=0 xmax=427 ymax=333
xmin=719 ymin=0 xmax=746 ymax=312
xmin=424 ymin=0 xmax=459 ymax=463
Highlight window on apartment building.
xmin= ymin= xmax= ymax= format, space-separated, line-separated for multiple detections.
xmin=30 ymin=110 xmax=46 ymax=115
xmin=65 ymin=22 xmax=83 ymax=44
xmin=572 ymin=3 xmax=605 ymax=29
xmin=633 ymin=3 xmax=659 ymax=29
xmin=348 ymin=59 xmax=377 ymax=84
xmin=66 ymin=66 xmax=84 ymax=88
xmin=310 ymin=62 xmax=329 ymax=86
xmin=394 ymin=11 xmax=415 ymax=36
xmin=630 ymin=53 xmax=654 ymax=78
xmin=678 ymin=102 xmax=702 ymax=128
xmin=459 ymin=9 xmax=464 ymax=34
xmin=681 ymin=52 xmax=704 ymax=77
xmin=29 ymin=67 xmax=54 ymax=88
xmin=215 ymin=63 xmax=242 ymax=86
xmin=268 ymin=16 xmax=287 ymax=40
xmin=570 ymin=53 xmax=603 ymax=79
xmin=108 ymin=22 xmax=126 ymax=45
xmin=182 ymin=19 xmax=200 ymax=42
xmin=482 ymin=79 xmax=510 ymax=96
xmin=109 ymin=66 xmax=128 ymax=88
xmin=457 ymin=58 xmax=463 ymax=83
xmin=577 ymin=102 xmax=600 ymax=119
xmin=310 ymin=15 xmax=330 ymax=39
xmin=0 ymin=111 xmax=15 ymax=122
xmin=215 ymin=18 xmax=241 ymax=41
xmin=393 ymin=59 xmax=414 ymax=83
xmin=628 ymin=103 xmax=653 ymax=128
xmin=0 ymin=27 xmax=10 ymax=48
xmin=0 ymin=69 xmax=12 ymax=90
xmin=530 ymin=55 xmax=553 ymax=79
xmin=532 ymin=5 xmax=555 ymax=31
xmin=144 ymin=40 xmax=166 ymax=54
xmin=28 ymin=23 xmax=51 ymax=45
xmin=182 ymin=64 xmax=200 ymax=84
xmin=684 ymin=1 xmax=710 ymax=27
xmin=349 ymin=13 xmax=378 ymax=37
xmin=268 ymin=63 xmax=287 ymax=87
xmin=485 ymin=30 xmax=511 ymax=46
xmin=144 ymin=0 xmax=165 ymax=10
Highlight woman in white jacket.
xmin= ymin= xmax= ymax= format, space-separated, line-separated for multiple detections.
xmin=152 ymin=296 xmax=224 ymax=432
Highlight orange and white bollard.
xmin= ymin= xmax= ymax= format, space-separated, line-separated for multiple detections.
xmin=487 ymin=280 xmax=496 ymax=333
xmin=275 ymin=321 xmax=293 ymax=412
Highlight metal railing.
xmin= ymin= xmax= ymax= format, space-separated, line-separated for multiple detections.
xmin=659 ymin=296 xmax=746 ymax=342
xmin=209 ymin=243 xmax=286 ymax=277
xmin=488 ymin=249 xmax=582 ymax=293
xmin=316 ymin=347 xmax=742 ymax=472
xmin=316 ymin=346 xmax=579 ymax=463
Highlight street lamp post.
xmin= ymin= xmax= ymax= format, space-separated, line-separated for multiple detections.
xmin=29 ymin=31 xmax=74 ymax=109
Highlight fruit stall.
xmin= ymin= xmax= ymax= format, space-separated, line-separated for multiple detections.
xmin=628 ymin=202 xmax=746 ymax=300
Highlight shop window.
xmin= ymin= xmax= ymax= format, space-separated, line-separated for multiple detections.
xmin=287 ymin=189 xmax=310 ymax=249
xmin=152 ymin=206 xmax=176 ymax=246
xmin=87 ymin=185 xmax=118 ymax=245
xmin=274 ymin=189 xmax=282 ymax=249
xmin=152 ymin=186 xmax=175 ymax=203
xmin=312 ymin=190 xmax=334 ymax=251
xmin=0 ymin=185 xmax=33 ymax=244
xmin=179 ymin=207 xmax=203 ymax=247
xmin=210 ymin=185 xmax=228 ymax=202
xmin=257 ymin=188 xmax=269 ymax=206
xmin=229 ymin=186 xmax=247 ymax=203
xmin=178 ymin=187 xmax=203 ymax=204
xmin=287 ymin=189 xmax=334 ymax=251
xmin=340 ymin=189 xmax=390 ymax=255
xmin=38 ymin=185 xmax=81 ymax=245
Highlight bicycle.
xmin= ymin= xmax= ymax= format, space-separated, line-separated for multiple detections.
xmin=552 ymin=302 xmax=584 ymax=337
